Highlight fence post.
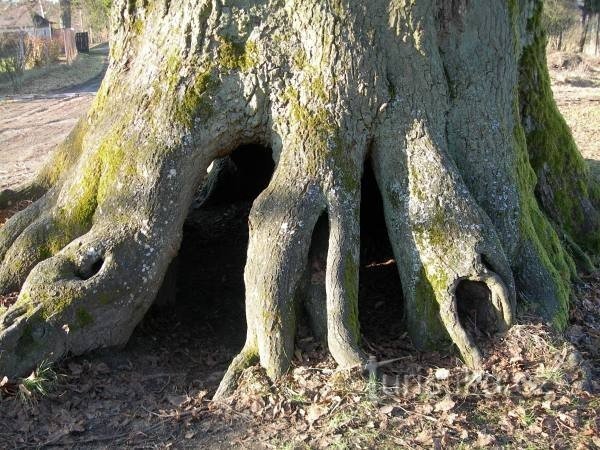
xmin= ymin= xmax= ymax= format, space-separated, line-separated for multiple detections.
xmin=17 ymin=32 xmax=25 ymax=71
xmin=62 ymin=29 xmax=68 ymax=62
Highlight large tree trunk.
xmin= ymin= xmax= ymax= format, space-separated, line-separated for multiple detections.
xmin=0 ymin=0 xmax=597 ymax=397
xmin=59 ymin=0 xmax=72 ymax=29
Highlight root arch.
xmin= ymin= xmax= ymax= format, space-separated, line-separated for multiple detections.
xmin=0 ymin=1 xmax=594 ymax=400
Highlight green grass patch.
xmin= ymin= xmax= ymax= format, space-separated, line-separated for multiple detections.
xmin=18 ymin=360 xmax=57 ymax=405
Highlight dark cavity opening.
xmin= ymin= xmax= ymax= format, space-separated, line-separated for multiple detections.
xmin=358 ymin=159 xmax=404 ymax=352
xmin=75 ymin=257 xmax=104 ymax=280
xmin=298 ymin=212 xmax=329 ymax=342
xmin=455 ymin=280 xmax=497 ymax=339
xmin=194 ymin=144 xmax=275 ymax=207
xmin=136 ymin=144 xmax=274 ymax=386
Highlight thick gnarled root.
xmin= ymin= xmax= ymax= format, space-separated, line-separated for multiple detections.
xmin=0 ymin=29 xmax=265 ymax=378
xmin=323 ymin=194 xmax=364 ymax=368
xmin=218 ymin=147 xmax=366 ymax=395
xmin=244 ymin=177 xmax=323 ymax=380
xmin=438 ymin=0 xmax=575 ymax=325
xmin=369 ymin=6 xmax=517 ymax=368
xmin=0 ymin=191 xmax=57 ymax=264
xmin=373 ymin=143 xmax=515 ymax=366
xmin=216 ymin=174 xmax=324 ymax=396
xmin=0 ymin=223 xmax=178 ymax=377
xmin=439 ymin=272 xmax=514 ymax=368
xmin=0 ymin=139 xmax=224 ymax=378
xmin=372 ymin=92 xmax=515 ymax=368
xmin=0 ymin=213 xmax=87 ymax=295
xmin=0 ymin=115 xmax=234 ymax=377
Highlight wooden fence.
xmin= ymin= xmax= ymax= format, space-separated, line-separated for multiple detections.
xmin=75 ymin=32 xmax=89 ymax=53
xmin=53 ymin=28 xmax=77 ymax=63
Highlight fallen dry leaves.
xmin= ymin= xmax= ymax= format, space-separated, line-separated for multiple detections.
xmin=1 ymin=273 xmax=600 ymax=449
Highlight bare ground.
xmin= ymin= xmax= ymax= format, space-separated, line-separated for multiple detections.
xmin=0 ymin=95 xmax=92 ymax=190
xmin=549 ymin=52 xmax=600 ymax=177
xmin=0 ymin=52 xmax=599 ymax=449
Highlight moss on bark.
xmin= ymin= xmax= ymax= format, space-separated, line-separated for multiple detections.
xmin=518 ymin=1 xmax=600 ymax=261
xmin=0 ymin=0 xmax=596 ymax=390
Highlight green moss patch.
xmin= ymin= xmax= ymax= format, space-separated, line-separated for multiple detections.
xmin=518 ymin=1 xmax=600 ymax=255
xmin=174 ymin=68 xmax=217 ymax=128
xmin=217 ymin=38 xmax=258 ymax=72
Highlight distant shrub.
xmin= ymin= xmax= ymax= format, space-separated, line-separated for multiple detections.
xmin=24 ymin=36 xmax=48 ymax=68
xmin=47 ymin=38 xmax=62 ymax=63
xmin=24 ymin=36 xmax=61 ymax=69
xmin=0 ymin=33 xmax=25 ymax=92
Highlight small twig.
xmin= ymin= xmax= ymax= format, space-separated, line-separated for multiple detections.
xmin=141 ymin=372 xmax=186 ymax=381
xmin=394 ymin=404 xmax=437 ymax=423
xmin=210 ymin=399 xmax=255 ymax=422
xmin=142 ymin=405 xmax=204 ymax=419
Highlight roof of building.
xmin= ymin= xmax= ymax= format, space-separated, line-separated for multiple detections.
xmin=0 ymin=2 xmax=56 ymax=31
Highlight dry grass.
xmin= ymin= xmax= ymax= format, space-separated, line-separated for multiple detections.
xmin=211 ymin=311 xmax=598 ymax=449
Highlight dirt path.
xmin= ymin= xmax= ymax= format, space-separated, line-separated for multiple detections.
xmin=50 ymin=44 xmax=110 ymax=95
xmin=0 ymin=43 xmax=109 ymax=189
xmin=0 ymin=94 xmax=93 ymax=190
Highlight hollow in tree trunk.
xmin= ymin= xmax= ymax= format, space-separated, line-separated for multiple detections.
xmin=0 ymin=0 xmax=598 ymax=397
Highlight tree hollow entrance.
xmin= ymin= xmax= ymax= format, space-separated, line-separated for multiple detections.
xmin=358 ymin=160 xmax=404 ymax=352
xmin=142 ymin=144 xmax=274 ymax=365
xmin=455 ymin=280 xmax=497 ymax=341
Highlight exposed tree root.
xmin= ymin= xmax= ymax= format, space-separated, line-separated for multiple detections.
xmin=0 ymin=0 xmax=596 ymax=397
xmin=244 ymin=175 xmax=324 ymax=379
xmin=0 ymin=192 xmax=57 ymax=265
xmin=214 ymin=346 xmax=259 ymax=399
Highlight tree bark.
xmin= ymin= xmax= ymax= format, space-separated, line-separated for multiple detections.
xmin=580 ymin=10 xmax=590 ymax=53
xmin=557 ymin=29 xmax=563 ymax=51
xmin=0 ymin=0 xmax=597 ymax=397
xmin=594 ymin=12 xmax=600 ymax=56
xmin=60 ymin=0 xmax=72 ymax=29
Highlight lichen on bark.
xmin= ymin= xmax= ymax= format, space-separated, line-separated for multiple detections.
xmin=0 ymin=0 xmax=597 ymax=398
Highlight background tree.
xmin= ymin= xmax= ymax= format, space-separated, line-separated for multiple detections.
xmin=72 ymin=0 xmax=111 ymax=40
xmin=59 ymin=0 xmax=72 ymax=29
xmin=0 ymin=0 xmax=598 ymax=397
xmin=543 ymin=0 xmax=579 ymax=50
xmin=578 ymin=0 xmax=600 ymax=51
